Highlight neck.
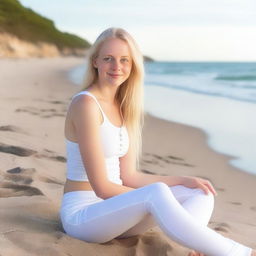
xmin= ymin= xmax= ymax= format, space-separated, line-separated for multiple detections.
xmin=88 ymin=83 xmax=119 ymax=105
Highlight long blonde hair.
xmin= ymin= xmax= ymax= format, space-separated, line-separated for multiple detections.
xmin=82 ymin=27 xmax=145 ymax=170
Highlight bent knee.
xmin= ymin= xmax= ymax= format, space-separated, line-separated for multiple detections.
xmin=147 ymin=182 xmax=173 ymax=198
xmin=194 ymin=188 xmax=215 ymax=206
xmin=149 ymin=182 xmax=170 ymax=192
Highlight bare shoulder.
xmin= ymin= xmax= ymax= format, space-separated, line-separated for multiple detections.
xmin=69 ymin=94 xmax=102 ymax=127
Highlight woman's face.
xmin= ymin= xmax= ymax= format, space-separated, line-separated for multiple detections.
xmin=93 ymin=38 xmax=133 ymax=88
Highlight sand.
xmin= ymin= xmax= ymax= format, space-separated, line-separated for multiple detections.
xmin=0 ymin=57 xmax=255 ymax=256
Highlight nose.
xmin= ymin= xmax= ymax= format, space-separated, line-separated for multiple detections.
xmin=111 ymin=59 xmax=121 ymax=71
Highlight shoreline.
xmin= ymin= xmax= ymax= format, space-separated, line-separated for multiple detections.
xmin=144 ymin=110 xmax=254 ymax=176
xmin=0 ymin=57 xmax=255 ymax=255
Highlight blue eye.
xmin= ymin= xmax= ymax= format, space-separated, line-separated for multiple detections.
xmin=103 ymin=57 xmax=129 ymax=63
xmin=103 ymin=57 xmax=112 ymax=61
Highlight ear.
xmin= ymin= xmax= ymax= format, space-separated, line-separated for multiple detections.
xmin=93 ymin=58 xmax=98 ymax=68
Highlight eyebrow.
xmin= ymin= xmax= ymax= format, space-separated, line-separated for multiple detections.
xmin=104 ymin=55 xmax=130 ymax=58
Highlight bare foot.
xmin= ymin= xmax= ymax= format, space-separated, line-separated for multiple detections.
xmin=251 ymin=249 xmax=256 ymax=256
xmin=188 ymin=250 xmax=205 ymax=256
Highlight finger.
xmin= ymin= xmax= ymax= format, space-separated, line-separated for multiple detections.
xmin=204 ymin=181 xmax=218 ymax=196
xmin=200 ymin=179 xmax=217 ymax=196
xmin=199 ymin=183 xmax=210 ymax=195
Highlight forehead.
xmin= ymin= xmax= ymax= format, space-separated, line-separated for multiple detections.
xmin=98 ymin=38 xmax=131 ymax=57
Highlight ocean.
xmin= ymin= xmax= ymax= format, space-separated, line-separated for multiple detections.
xmin=68 ymin=61 xmax=256 ymax=175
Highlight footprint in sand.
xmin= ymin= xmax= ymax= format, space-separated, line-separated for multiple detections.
xmin=0 ymin=167 xmax=44 ymax=198
xmin=0 ymin=143 xmax=37 ymax=156
xmin=5 ymin=167 xmax=35 ymax=185
xmin=0 ymin=166 xmax=64 ymax=198
xmin=167 ymin=155 xmax=184 ymax=161
xmin=15 ymin=106 xmax=66 ymax=118
xmin=138 ymin=232 xmax=173 ymax=255
xmin=15 ymin=107 xmax=40 ymax=115
xmin=48 ymin=100 xmax=65 ymax=105
xmin=141 ymin=169 xmax=156 ymax=175
xmin=45 ymin=105 xmax=67 ymax=117
xmin=211 ymin=222 xmax=231 ymax=233
xmin=40 ymin=108 xmax=56 ymax=112
xmin=41 ymin=113 xmax=66 ymax=118
xmin=216 ymin=187 xmax=225 ymax=192
xmin=143 ymin=153 xmax=195 ymax=168
xmin=38 ymin=176 xmax=64 ymax=186
xmin=35 ymin=149 xmax=66 ymax=163
xmin=0 ymin=125 xmax=25 ymax=134
xmin=142 ymin=159 xmax=159 ymax=165
xmin=6 ymin=166 xmax=64 ymax=185
xmin=250 ymin=206 xmax=256 ymax=211
xmin=0 ymin=143 xmax=66 ymax=163
xmin=105 ymin=231 xmax=173 ymax=256
xmin=0 ymin=182 xmax=44 ymax=197
xmin=228 ymin=201 xmax=242 ymax=206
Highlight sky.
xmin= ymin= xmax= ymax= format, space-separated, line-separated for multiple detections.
xmin=19 ymin=0 xmax=256 ymax=61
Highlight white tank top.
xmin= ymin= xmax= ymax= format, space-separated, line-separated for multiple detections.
xmin=65 ymin=91 xmax=129 ymax=184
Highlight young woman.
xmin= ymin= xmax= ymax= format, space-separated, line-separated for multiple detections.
xmin=60 ymin=27 xmax=255 ymax=256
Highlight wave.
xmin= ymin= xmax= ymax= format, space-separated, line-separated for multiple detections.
xmin=216 ymin=75 xmax=256 ymax=81
xmin=145 ymin=81 xmax=256 ymax=104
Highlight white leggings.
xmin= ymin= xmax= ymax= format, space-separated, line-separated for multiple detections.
xmin=60 ymin=182 xmax=252 ymax=256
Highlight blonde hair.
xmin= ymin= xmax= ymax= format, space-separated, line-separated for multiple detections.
xmin=82 ymin=27 xmax=145 ymax=170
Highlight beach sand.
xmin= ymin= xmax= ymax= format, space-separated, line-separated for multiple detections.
xmin=0 ymin=57 xmax=255 ymax=256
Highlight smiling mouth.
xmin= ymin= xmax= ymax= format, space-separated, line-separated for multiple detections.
xmin=108 ymin=73 xmax=122 ymax=78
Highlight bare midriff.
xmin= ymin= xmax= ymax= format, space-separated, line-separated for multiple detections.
xmin=63 ymin=179 xmax=93 ymax=194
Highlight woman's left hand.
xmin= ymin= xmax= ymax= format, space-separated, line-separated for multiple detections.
xmin=180 ymin=176 xmax=217 ymax=196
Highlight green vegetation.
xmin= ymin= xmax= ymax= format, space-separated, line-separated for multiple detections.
xmin=0 ymin=0 xmax=90 ymax=49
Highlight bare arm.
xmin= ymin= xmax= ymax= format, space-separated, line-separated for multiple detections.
xmin=71 ymin=95 xmax=134 ymax=199
xmin=124 ymin=171 xmax=184 ymax=188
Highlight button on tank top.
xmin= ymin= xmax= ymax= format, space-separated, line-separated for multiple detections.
xmin=66 ymin=91 xmax=129 ymax=184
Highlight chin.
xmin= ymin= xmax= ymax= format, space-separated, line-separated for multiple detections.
xmin=108 ymin=79 xmax=125 ymax=86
